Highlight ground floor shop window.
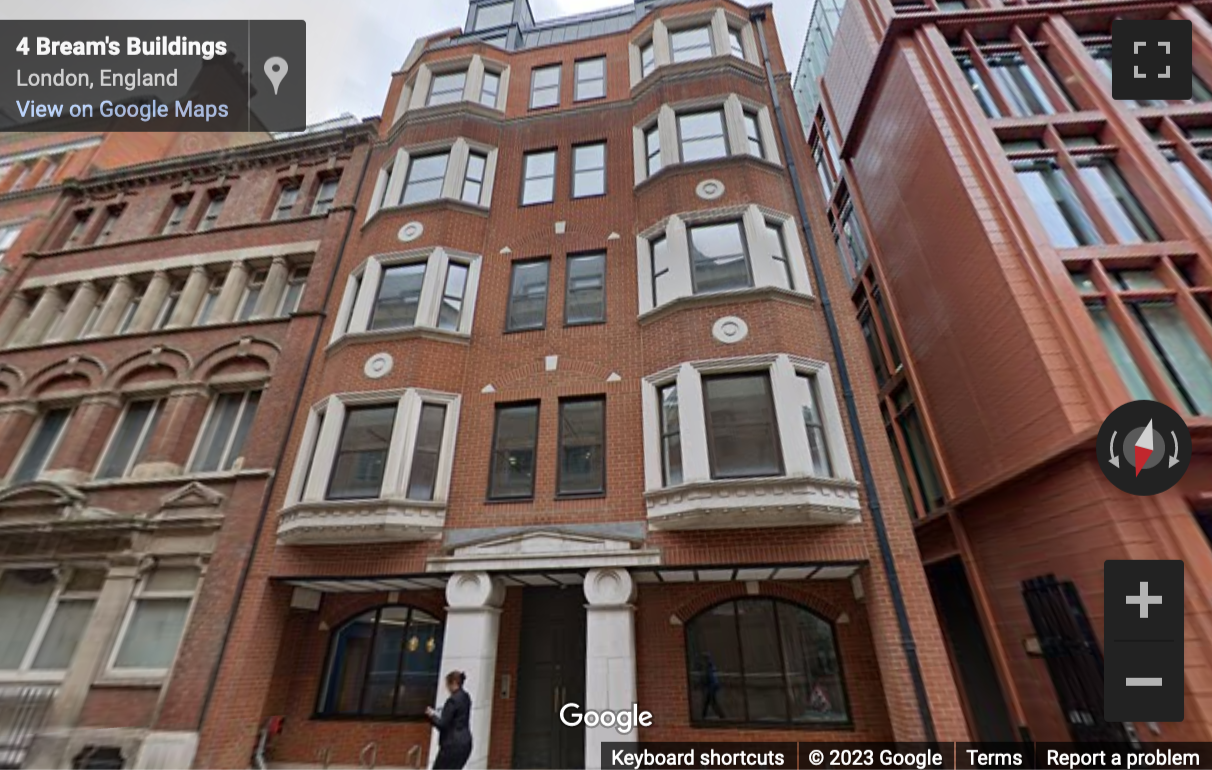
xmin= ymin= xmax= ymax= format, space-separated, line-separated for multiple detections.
xmin=685 ymin=598 xmax=849 ymax=727
xmin=318 ymin=605 xmax=443 ymax=719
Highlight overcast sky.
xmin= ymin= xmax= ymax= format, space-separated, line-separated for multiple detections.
xmin=15 ymin=1 xmax=812 ymax=125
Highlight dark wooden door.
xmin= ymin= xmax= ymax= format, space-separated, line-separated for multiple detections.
xmin=512 ymin=586 xmax=586 ymax=769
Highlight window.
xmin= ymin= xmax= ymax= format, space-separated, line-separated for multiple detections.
xmin=702 ymin=373 xmax=782 ymax=479
xmin=0 ymin=225 xmax=19 ymax=264
xmin=558 ymin=398 xmax=605 ymax=496
xmin=797 ymin=375 xmax=833 ymax=477
xmin=278 ymin=266 xmax=309 ymax=316
xmin=402 ymin=153 xmax=449 ymax=205
xmin=370 ymin=263 xmax=427 ymax=330
xmin=461 ymin=152 xmax=487 ymax=205
xmin=743 ymin=111 xmax=763 ymax=157
xmin=530 ymin=65 xmax=561 ymax=109
xmin=1167 ymin=151 xmax=1212 ymax=222
xmin=326 ymin=404 xmax=398 ymax=500
xmin=574 ymin=57 xmax=606 ymax=101
xmin=565 ymin=252 xmax=606 ymax=325
xmin=311 ymin=176 xmax=340 ymax=215
xmin=190 ymin=391 xmax=260 ymax=473
xmin=489 ymin=403 xmax=540 ymax=499
xmin=35 ymin=156 xmax=60 ymax=187
xmin=686 ymin=599 xmax=849 ymax=726
xmin=689 ymin=222 xmax=752 ymax=295
xmin=836 ymin=201 xmax=872 ymax=283
xmin=479 ymin=71 xmax=501 ymax=108
xmin=521 ymin=149 xmax=556 ymax=205
xmin=1013 ymin=160 xmax=1101 ymax=247
xmin=318 ymin=606 xmax=443 ymax=718
xmin=93 ymin=206 xmax=122 ymax=245
xmin=428 ymin=71 xmax=467 ymax=106
xmin=891 ymin=386 xmax=945 ymax=512
xmin=650 ymin=234 xmax=672 ymax=306
xmin=64 ymin=210 xmax=91 ymax=247
xmin=406 ymin=404 xmax=448 ymax=501
xmin=957 ymin=56 xmax=1002 ymax=118
xmin=572 ymin=143 xmax=606 ymax=198
xmin=238 ymin=269 xmax=267 ymax=322
xmin=162 ymin=196 xmax=191 ymax=235
xmin=766 ymin=220 xmax=794 ymax=290
xmin=80 ymin=293 xmax=104 ymax=338
xmin=645 ymin=126 xmax=661 ymax=176
xmin=198 ymin=192 xmax=226 ymax=232
xmin=475 ymin=1 xmax=514 ymax=30
xmin=678 ymin=110 xmax=728 ymax=162
xmin=153 ymin=275 xmax=185 ymax=330
xmin=658 ymin=383 xmax=682 ymax=486
xmin=117 ymin=283 xmax=144 ymax=334
xmin=506 ymin=260 xmax=549 ymax=331
xmin=193 ymin=273 xmax=224 ymax=324
xmin=438 ymin=261 xmax=470 ymax=331
xmin=0 ymin=568 xmax=102 ymax=674
xmin=9 ymin=163 xmax=31 ymax=191
xmin=1075 ymin=157 xmax=1159 ymax=243
xmin=11 ymin=408 xmax=70 ymax=484
xmin=97 ymin=400 xmax=163 ymax=479
xmin=985 ymin=52 xmax=1061 ymax=116
xmin=729 ymin=29 xmax=745 ymax=59
xmin=640 ymin=42 xmax=656 ymax=78
xmin=670 ymin=26 xmax=713 ymax=63
xmin=272 ymin=183 xmax=300 ymax=220
xmin=111 ymin=567 xmax=198 ymax=673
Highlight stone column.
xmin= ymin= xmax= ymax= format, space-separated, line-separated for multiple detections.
xmin=91 ymin=277 xmax=133 ymax=337
xmin=46 ymin=282 xmax=100 ymax=343
xmin=10 ymin=288 xmax=63 ymax=347
xmin=43 ymin=394 xmax=122 ymax=484
xmin=430 ymin=572 xmax=504 ymax=770
xmin=584 ymin=568 xmax=638 ymax=770
xmin=251 ymin=257 xmax=289 ymax=319
xmin=0 ymin=403 xmax=37 ymax=478
xmin=0 ymin=292 xmax=30 ymax=347
xmin=128 ymin=271 xmax=170 ymax=334
xmin=23 ymin=555 xmax=143 ymax=770
xmin=167 ymin=266 xmax=211 ymax=328
xmin=210 ymin=261 xmax=249 ymax=324
xmin=133 ymin=384 xmax=211 ymax=479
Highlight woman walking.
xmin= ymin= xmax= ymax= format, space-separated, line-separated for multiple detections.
xmin=426 ymin=671 xmax=473 ymax=770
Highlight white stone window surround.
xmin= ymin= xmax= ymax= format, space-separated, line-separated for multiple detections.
xmin=642 ymin=354 xmax=856 ymax=492
xmin=397 ymin=54 xmax=511 ymax=121
xmin=634 ymin=204 xmax=812 ymax=317
xmin=329 ymin=246 xmax=482 ymax=345
xmin=283 ymin=388 xmax=462 ymax=510
xmin=366 ymin=137 xmax=499 ymax=221
xmin=0 ymin=563 xmax=103 ymax=682
xmin=632 ymin=94 xmax=780 ymax=185
xmin=102 ymin=558 xmax=201 ymax=682
xmin=627 ymin=9 xmax=759 ymax=88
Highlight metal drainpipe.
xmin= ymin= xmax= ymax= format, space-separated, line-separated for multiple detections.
xmin=195 ymin=126 xmax=377 ymax=735
xmin=750 ymin=10 xmax=939 ymax=744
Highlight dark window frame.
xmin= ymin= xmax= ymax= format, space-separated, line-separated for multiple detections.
xmin=505 ymin=258 xmax=551 ymax=332
xmin=701 ymin=370 xmax=784 ymax=480
xmin=401 ymin=152 xmax=451 ymax=206
xmin=325 ymin=403 xmax=398 ymax=501
xmin=687 ymin=220 xmax=754 ymax=296
xmin=556 ymin=395 xmax=607 ymax=498
xmin=487 ymin=401 xmax=541 ymax=501
xmin=573 ymin=56 xmax=607 ymax=101
xmin=571 ymin=141 xmax=607 ymax=199
xmin=564 ymin=251 xmax=607 ymax=326
xmin=520 ymin=148 xmax=558 ymax=206
xmin=529 ymin=63 xmax=562 ymax=109
xmin=676 ymin=108 xmax=730 ymax=164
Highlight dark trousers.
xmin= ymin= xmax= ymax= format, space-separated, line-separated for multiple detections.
xmin=433 ymin=742 xmax=472 ymax=770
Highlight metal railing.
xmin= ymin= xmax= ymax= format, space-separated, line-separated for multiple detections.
xmin=0 ymin=685 xmax=57 ymax=770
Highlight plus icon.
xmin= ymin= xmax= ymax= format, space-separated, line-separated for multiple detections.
xmin=1127 ymin=581 xmax=1163 ymax=619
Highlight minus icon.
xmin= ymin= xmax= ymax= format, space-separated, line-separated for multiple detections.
xmin=1126 ymin=678 xmax=1163 ymax=686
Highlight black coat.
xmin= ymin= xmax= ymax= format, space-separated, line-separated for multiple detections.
xmin=430 ymin=688 xmax=472 ymax=752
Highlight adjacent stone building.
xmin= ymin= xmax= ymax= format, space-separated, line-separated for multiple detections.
xmin=795 ymin=0 xmax=1212 ymax=746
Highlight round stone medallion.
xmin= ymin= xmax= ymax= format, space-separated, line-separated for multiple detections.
xmin=696 ymin=179 xmax=726 ymax=200
xmin=712 ymin=316 xmax=749 ymax=344
xmin=398 ymin=221 xmax=424 ymax=242
xmin=364 ymin=352 xmax=394 ymax=379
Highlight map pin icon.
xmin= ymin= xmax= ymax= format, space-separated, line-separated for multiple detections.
xmin=264 ymin=57 xmax=288 ymax=95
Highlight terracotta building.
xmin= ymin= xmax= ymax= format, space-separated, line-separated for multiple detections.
xmin=795 ymin=0 xmax=1212 ymax=746
xmin=0 ymin=120 xmax=374 ymax=768
xmin=189 ymin=1 xmax=973 ymax=769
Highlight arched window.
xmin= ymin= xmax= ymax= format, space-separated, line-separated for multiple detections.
xmin=685 ymin=598 xmax=849 ymax=726
xmin=318 ymin=605 xmax=443 ymax=719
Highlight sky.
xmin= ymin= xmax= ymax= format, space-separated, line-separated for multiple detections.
xmin=13 ymin=1 xmax=813 ymax=125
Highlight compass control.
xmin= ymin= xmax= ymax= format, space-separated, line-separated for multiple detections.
xmin=1097 ymin=400 xmax=1191 ymax=496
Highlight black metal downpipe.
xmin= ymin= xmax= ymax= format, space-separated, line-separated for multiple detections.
xmin=750 ymin=10 xmax=939 ymax=744
xmin=196 ymin=126 xmax=377 ymax=737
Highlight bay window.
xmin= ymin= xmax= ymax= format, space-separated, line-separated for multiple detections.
xmin=689 ymin=221 xmax=751 ymax=294
xmin=327 ymin=404 xmax=397 ymax=501
xmin=368 ymin=139 xmax=497 ymax=217
xmin=670 ymin=27 xmax=714 ymax=63
xmin=402 ymin=153 xmax=450 ymax=205
xmin=428 ymin=71 xmax=467 ymax=106
xmin=635 ymin=95 xmax=778 ymax=183
xmin=703 ymin=372 xmax=782 ymax=479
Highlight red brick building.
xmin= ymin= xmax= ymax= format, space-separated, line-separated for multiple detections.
xmin=191 ymin=1 xmax=970 ymax=769
xmin=797 ymin=0 xmax=1212 ymax=746
xmin=0 ymin=121 xmax=373 ymax=768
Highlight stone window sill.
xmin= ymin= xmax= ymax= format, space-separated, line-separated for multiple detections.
xmin=645 ymin=474 xmax=861 ymax=531
xmin=327 ymin=325 xmax=470 ymax=354
xmin=638 ymin=286 xmax=814 ymax=325
xmin=277 ymin=497 xmax=447 ymax=545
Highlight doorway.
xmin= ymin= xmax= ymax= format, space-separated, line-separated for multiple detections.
xmin=926 ymin=557 xmax=1017 ymax=742
xmin=511 ymin=586 xmax=586 ymax=769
